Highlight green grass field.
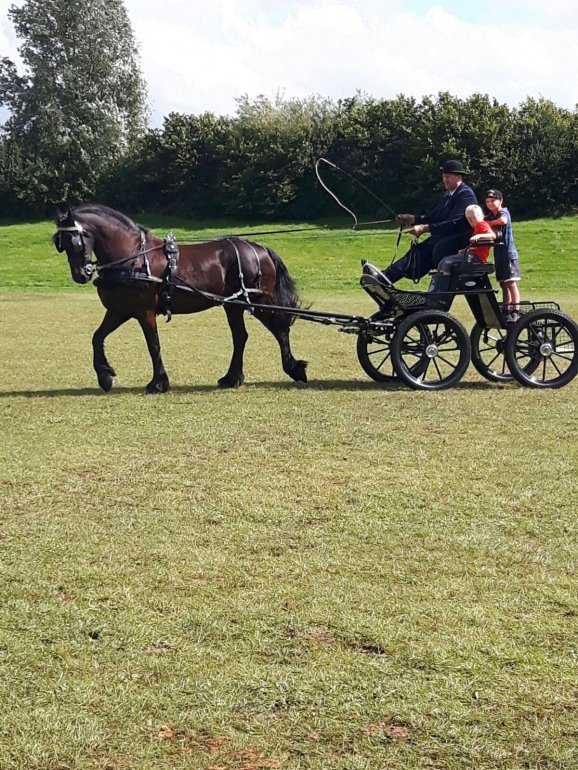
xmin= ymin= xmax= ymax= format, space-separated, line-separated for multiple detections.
xmin=1 ymin=216 xmax=578 ymax=769
xmin=1 ymin=213 xmax=578 ymax=295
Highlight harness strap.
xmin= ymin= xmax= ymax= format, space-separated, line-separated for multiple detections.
xmin=247 ymin=240 xmax=262 ymax=289
xmin=158 ymin=232 xmax=180 ymax=322
xmin=159 ymin=236 xmax=263 ymax=313
xmin=225 ymin=237 xmax=262 ymax=313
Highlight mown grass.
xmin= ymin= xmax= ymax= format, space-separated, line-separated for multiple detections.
xmin=1 ymin=216 xmax=578 ymax=769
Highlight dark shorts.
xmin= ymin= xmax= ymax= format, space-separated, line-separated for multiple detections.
xmin=495 ymin=256 xmax=521 ymax=283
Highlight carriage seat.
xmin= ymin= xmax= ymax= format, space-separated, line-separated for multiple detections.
xmin=453 ymin=259 xmax=495 ymax=277
xmin=450 ymin=238 xmax=496 ymax=277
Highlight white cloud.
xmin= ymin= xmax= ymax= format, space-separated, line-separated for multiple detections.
xmin=509 ymin=0 xmax=576 ymax=16
xmin=124 ymin=0 xmax=578 ymax=125
xmin=2 ymin=0 xmax=578 ymax=127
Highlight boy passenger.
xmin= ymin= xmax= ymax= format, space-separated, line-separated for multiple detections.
xmin=484 ymin=189 xmax=521 ymax=321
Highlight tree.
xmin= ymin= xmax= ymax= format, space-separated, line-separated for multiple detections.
xmin=0 ymin=0 xmax=148 ymax=214
xmin=221 ymin=93 xmax=336 ymax=219
xmin=506 ymin=98 xmax=578 ymax=214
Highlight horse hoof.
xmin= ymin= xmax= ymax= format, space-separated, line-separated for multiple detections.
xmin=145 ymin=380 xmax=170 ymax=394
xmin=98 ymin=374 xmax=116 ymax=393
xmin=290 ymin=360 xmax=308 ymax=383
xmin=217 ymin=374 xmax=244 ymax=389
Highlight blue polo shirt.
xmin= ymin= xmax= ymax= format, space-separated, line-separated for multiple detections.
xmin=485 ymin=207 xmax=519 ymax=262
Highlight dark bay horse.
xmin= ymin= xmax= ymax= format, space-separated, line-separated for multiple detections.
xmin=53 ymin=204 xmax=307 ymax=393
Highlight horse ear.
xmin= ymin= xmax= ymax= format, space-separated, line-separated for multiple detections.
xmin=55 ymin=202 xmax=69 ymax=220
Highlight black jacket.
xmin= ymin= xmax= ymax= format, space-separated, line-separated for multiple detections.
xmin=416 ymin=182 xmax=477 ymax=239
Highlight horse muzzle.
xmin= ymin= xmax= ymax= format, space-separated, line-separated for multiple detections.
xmin=71 ymin=262 xmax=95 ymax=284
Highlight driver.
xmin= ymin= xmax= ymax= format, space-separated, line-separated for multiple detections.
xmin=364 ymin=160 xmax=478 ymax=285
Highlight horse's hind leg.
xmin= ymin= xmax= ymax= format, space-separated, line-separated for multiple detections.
xmin=256 ymin=310 xmax=308 ymax=383
xmin=218 ymin=305 xmax=248 ymax=388
xmin=92 ymin=309 xmax=129 ymax=392
xmin=137 ymin=309 xmax=170 ymax=394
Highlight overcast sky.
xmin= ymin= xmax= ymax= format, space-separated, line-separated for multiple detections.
xmin=1 ymin=0 xmax=578 ymax=128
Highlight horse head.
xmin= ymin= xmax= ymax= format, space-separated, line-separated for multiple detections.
xmin=53 ymin=205 xmax=96 ymax=284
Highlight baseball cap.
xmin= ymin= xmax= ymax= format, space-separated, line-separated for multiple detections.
xmin=485 ymin=189 xmax=503 ymax=200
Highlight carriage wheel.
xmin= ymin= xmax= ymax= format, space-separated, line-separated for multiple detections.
xmin=356 ymin=314 xmax=396 ymax=382
xmin=470 ymin=323 xmax=514 ymax=382
xmin=505 ymin=309 xmax=578 ymax=388
xmin=391 ymin=310 xmax=471 ymax=390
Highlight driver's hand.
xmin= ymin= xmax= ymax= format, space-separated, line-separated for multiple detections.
xmin=404 ymin=224 xmax=427 ymax=236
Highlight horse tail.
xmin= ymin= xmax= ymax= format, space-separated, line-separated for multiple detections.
xmin=267 ymin=248 xmax=301 ymax=325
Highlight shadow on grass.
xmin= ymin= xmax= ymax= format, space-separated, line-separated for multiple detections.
xmin=0 ymin=379 xmax=498 ymax=398
xmin=243 ymin=379 xmax=499 ymax=392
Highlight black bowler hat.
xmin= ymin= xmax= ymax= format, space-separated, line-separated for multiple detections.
xmin=485 ymin=189 xmax=503 ymax=200
xmin=440 ymin=160 xmax=467 ymax=175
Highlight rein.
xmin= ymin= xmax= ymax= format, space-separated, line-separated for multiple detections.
xmin=94 ymin=231 xmax=165 ymax=274
xmin=95 ymin=244 xmax=165 ymax=270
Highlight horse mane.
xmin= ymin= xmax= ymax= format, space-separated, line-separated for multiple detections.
xmin=72 ymin=204 xmax=150 ymax=235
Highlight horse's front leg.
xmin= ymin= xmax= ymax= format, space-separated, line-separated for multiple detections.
xmin=218 ymin=305 xmax=248 ymax=388
xmin=92 ymin=309 xmax=129 ymax=392
xmin=137 ymin=309 xmax=170 ymax=394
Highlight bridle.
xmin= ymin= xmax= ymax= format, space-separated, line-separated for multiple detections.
xmin=55 ymin=220 xmax=96 ymax=277
xmin=55 ymin=219 xmax=164 ymax=279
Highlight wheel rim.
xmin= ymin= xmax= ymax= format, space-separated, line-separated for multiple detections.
xmin=364 ymin=334 xmax=395 ymax=379
xmin=510 ymin=314 xmax=578 ymax=387
xmin=393 ymin=312 xmax=470 ymax=389
xmin=470 ymin=324 xmax=513 ymax=382
xmin=357 ymin=321 xmax=396 ymax=381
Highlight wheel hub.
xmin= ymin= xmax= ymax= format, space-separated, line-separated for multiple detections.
xmin=540 ymin=341 xmax=553 ymax=357
xmin=425 ymin=343 xmax=438 ymax=358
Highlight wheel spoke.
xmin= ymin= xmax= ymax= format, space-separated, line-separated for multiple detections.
xmin=552 ymin=351 xmax=574 ymax=363
xmin=515 ymin=350 xmax=534 ymax=364
xmin=484 ymin=350 xmax=501 ymax=368
xmin=515 ymin=340 xmax=534 ymax=354
xmin=549 ymin=356 xmax=563 ymax=376
xmin=371 ymin=351 xmax=392 ymax=370
xmin=418 ymin=358 xmax=432 ymax=380
xmin=436 ymin=353 xmax=457 ymax=369
xmin=432 ymin=358 xmax=444 ymax=380
xmin=368 ymin=344 xmax=389 ymax=357
xmin=470 ymin=323 xmax=513 ymax=383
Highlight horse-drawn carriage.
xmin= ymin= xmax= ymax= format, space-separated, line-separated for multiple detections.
xmin=245 ymin=250 xmax=578 ymax=391
xmin=54 ymin=204 xmax=578 ymax=393
xmin=354 ymin=256 xmax=578 ymax=390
